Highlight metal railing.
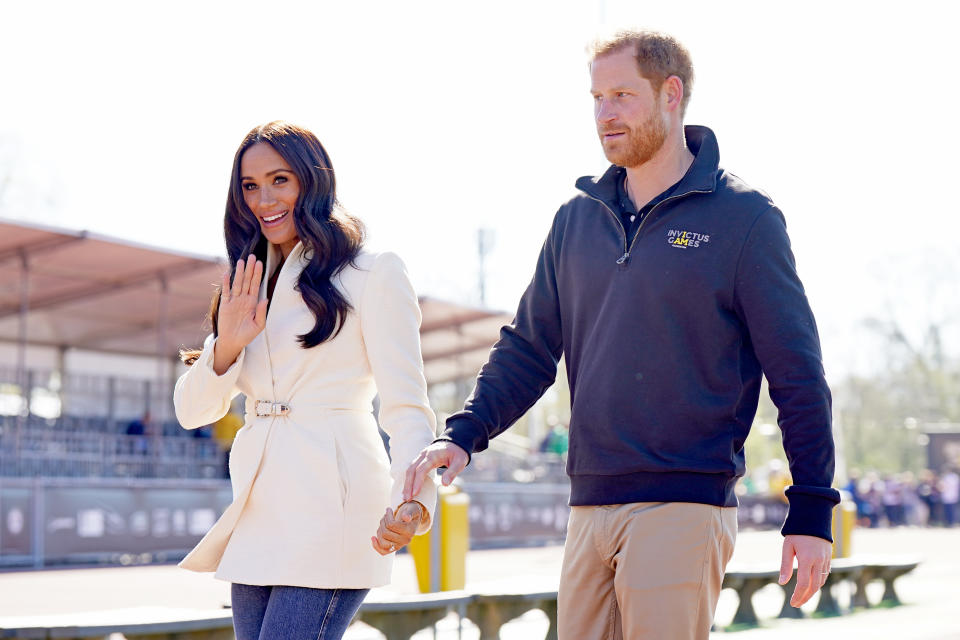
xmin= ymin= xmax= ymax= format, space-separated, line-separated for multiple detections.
xmin=0 ymin=415 xmax=225 ymax=479
xmin=0 ymin=365 xmax=177 ymax=422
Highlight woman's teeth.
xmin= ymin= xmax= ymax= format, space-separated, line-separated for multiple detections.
xmin=264 ymin=211 xmax=287 ymax=223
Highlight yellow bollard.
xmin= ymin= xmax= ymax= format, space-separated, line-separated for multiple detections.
xmin=440 ymin=490 xmax=468 ymax=590
xmin=831 ymin=490 xmax=856 ymax=558
xmin=409 ymin=524 xmax=439 ymax=593
xmin=409 ymin=485 xmax=469 ymax=592
xmin=408 ymin=521 xmax=432 ymax=593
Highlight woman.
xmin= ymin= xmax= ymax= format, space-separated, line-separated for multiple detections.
xmin=174 ymin=121 xmax=437 ymax=640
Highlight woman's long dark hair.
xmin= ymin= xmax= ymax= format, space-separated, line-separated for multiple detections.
xmin=181 ymin=121 xmax=365 ymax=365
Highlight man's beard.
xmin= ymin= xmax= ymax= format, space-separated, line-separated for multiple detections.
xmin=600 ymin=109 xmax=667 ymax=168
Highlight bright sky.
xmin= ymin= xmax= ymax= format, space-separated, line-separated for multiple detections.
xmin=2 ymin=0 xmax=958 ymax=382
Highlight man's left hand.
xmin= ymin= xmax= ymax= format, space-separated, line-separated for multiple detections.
xmin=778 ymin=534 xmax=833 ymax=607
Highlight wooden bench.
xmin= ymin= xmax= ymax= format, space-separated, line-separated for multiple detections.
xmin=0 ymin=589 xmax=559 ymax=640
xmin=0 ymin=607 xmax=234 ymax=640
xmin=851 ymin=556 xmax=921 ymax=608
xmin=355 ymin=590 xmax=472 ymax=640
xmin=721 ymin=566 xmax=780 ymax=625
xmin=358 ymin=588 xmax=558 ymax=640
xmin=811 ymin=558 xmax=863 ymax=616
xmin=723 ymin=555 xmax=921 ymax=628
xmin=809 ymin=556 xmax=921 ymax=615
xmin=468 ymin=590 xmax=557 ymax=640
xmin=1 ymin=556 xmax=917 ymax=639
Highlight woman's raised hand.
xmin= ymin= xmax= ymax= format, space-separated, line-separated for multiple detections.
xmin=213 ymin=254 xmax=268 ymax=375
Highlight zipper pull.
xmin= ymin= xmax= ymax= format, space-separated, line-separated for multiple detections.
xmin=616 ymin=252 xmax=630 ymax=265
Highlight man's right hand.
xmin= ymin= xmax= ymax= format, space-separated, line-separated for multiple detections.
xmin=403 ymin=441 xmax=470 ymax=502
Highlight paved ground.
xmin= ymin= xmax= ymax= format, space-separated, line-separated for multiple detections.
xmin=0 ymin=527 xmax=956 ymax=638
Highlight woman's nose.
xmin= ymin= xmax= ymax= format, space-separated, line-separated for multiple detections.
xmin=258 ymin=186 xmax=276 ymax=207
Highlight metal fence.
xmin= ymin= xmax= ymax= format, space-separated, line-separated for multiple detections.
xmin=0 ymin=479 xmax=568 ymax=568
xmin=0 ymin=414 xmax=225 ymax=480
xmin=0 ymin=476 xmax=788 ymax=568
xmin=0 ymin=365 xmax=177 ymax=423
xmin=0 ymin=477 xmax=232 ymax=568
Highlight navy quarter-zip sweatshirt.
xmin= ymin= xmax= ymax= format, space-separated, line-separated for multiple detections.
xmin=440 ymin=125 xmax=841 ymax=540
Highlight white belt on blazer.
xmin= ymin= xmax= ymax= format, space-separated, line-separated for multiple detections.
xmin=255 ymin=401 xmax=290 ymax=417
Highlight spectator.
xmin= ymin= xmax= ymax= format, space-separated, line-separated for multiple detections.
xmin=940 ymin=467 xmax=959 ymax=527
xmin=767 ymin=460 xmax=791 ymax=504
xmin=539 ymin=423 xmax=569 ymax=456
xmin=125 ymin=411 xmax=148 ymax=436
xmin=917 ymin=469 xmax=942 ymax=527
xmin=212 ymin=410 xmax=244 ymax=479
xmin=212 ymin=411 xmax=244 ymax=451
xmin=192 ymin=424 xmax=213 ymax=439
xmin=859 ymin=473 xmax=883 ymax=528
xmin=845 ymin=468 xmax=868 ymax=521
xmin=125 ymin=411 xmax=151 ymax=456
xmin=882 ymin=474 xmax=905 ymax=527
xmin=900 ymin=472 xmax=922 ymax=527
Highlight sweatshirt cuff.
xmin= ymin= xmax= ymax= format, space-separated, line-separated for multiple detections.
xmin=438 ymin=414 xmax=489 ymax=459
xmin=432 ymin=436 xmax=473 ymax=465
xmin=781 ymin=485 xmax=841 ymax=542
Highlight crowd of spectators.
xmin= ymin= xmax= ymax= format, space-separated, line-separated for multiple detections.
xmin=845 ymin=467 xmax=959 ymax=528
xmin=735 ymin=460 xmax=959 ymax=529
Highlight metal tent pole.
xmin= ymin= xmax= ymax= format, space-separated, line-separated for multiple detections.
xmin=15 ymin=249 xmax=30 ymax=473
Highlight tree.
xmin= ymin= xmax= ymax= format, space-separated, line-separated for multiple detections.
xmin=834 ymin=311 xmax=960 ymax=474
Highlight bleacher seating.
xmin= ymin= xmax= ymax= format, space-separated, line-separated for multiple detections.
xmin=1 ymin=413 xmax=226 ymax=480
xmin=0 ymin=364 xmax=233 ymax=480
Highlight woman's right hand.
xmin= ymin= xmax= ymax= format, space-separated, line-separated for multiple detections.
xmin=213 ymin=254 xmax=268 ymax=375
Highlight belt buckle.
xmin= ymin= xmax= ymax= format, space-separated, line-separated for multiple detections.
xmin=256 ymin=400 xmax=290 ymax=417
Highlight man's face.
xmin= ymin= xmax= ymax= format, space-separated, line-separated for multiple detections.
xmin=590 ymin=48 xmax=667 ymax=168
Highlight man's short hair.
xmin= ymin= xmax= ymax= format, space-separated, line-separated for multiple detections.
xmin=589 ymin=30 xmax=695 ymax=117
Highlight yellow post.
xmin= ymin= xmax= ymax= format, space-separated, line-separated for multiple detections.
xmin=831 ymin=490 xmax=856 ymax=558
xmin=440 ymin=490 xmax=468 ymax=590
xmin=409 ymin=485 xmax=469 ymax=592
xmin=408 ymin=520 xmax=432 ymax=593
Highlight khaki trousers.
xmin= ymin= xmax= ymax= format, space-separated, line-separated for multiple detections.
xmin=557 ymin=502 xmax=737 ymax=640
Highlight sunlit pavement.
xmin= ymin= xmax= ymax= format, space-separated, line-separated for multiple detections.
xmin=0 ymin=527 xmax=956 ymax=639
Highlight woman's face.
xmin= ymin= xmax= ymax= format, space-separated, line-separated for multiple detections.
xmin=240 ymin=143 xmax=302 ymax=258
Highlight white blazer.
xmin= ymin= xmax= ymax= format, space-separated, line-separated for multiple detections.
xmin=173 ymin=242 xmax=438 ymax=589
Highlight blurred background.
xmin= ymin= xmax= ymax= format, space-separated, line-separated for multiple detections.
xmin=0 ymin=0 xmax=958 ymax=572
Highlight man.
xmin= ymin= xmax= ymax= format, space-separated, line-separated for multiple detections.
xmin=404 ymin=30 xmax=840 ymax=639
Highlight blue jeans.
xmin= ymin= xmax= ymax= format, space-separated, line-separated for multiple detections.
xmin=231 ymin=583 xmax=369 ymax=640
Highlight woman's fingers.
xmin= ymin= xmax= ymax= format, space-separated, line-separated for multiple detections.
xmin=249 ymin=258 xmax=264 ymax=297
xmin=370 ymin=535 xmax=392 ymax=555
xmin=371 ymin=509 xmax=411 ymax=555
xmin=378 ymin=510 xmax=407 ymax=543
xmin=220 ymin=270 xmax=231 ymax=302
xmin=241 ymin=254 xmax=256 ymax=295
xmin=225 ymin=256 xmax=264 ymax=310
xmin=254 ymin=299 xmax=268 ymax=329
xmin=231 ymin=259 xmax=244 ymax=298
xmin=377 ymin=526 xmax=407 ymax=546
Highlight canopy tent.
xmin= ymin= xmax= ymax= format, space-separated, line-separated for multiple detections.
xmin=419 ymin=296 xmax=513 ymax=385
xmin=0 ymin=218 xmax=224 ymax=362
xmin=0 ymin=218 xmax=512 ymax=385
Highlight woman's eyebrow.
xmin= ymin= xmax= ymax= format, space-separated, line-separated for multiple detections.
xmin=240 ymin=168 xmax=292 ymax=180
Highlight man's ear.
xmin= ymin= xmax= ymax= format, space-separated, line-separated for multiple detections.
xmin=661 ymin=75 xmax=684 ymax=114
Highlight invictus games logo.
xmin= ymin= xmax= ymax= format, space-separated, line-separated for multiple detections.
xmin=667 ymin=229 xmax=710 ymax=249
